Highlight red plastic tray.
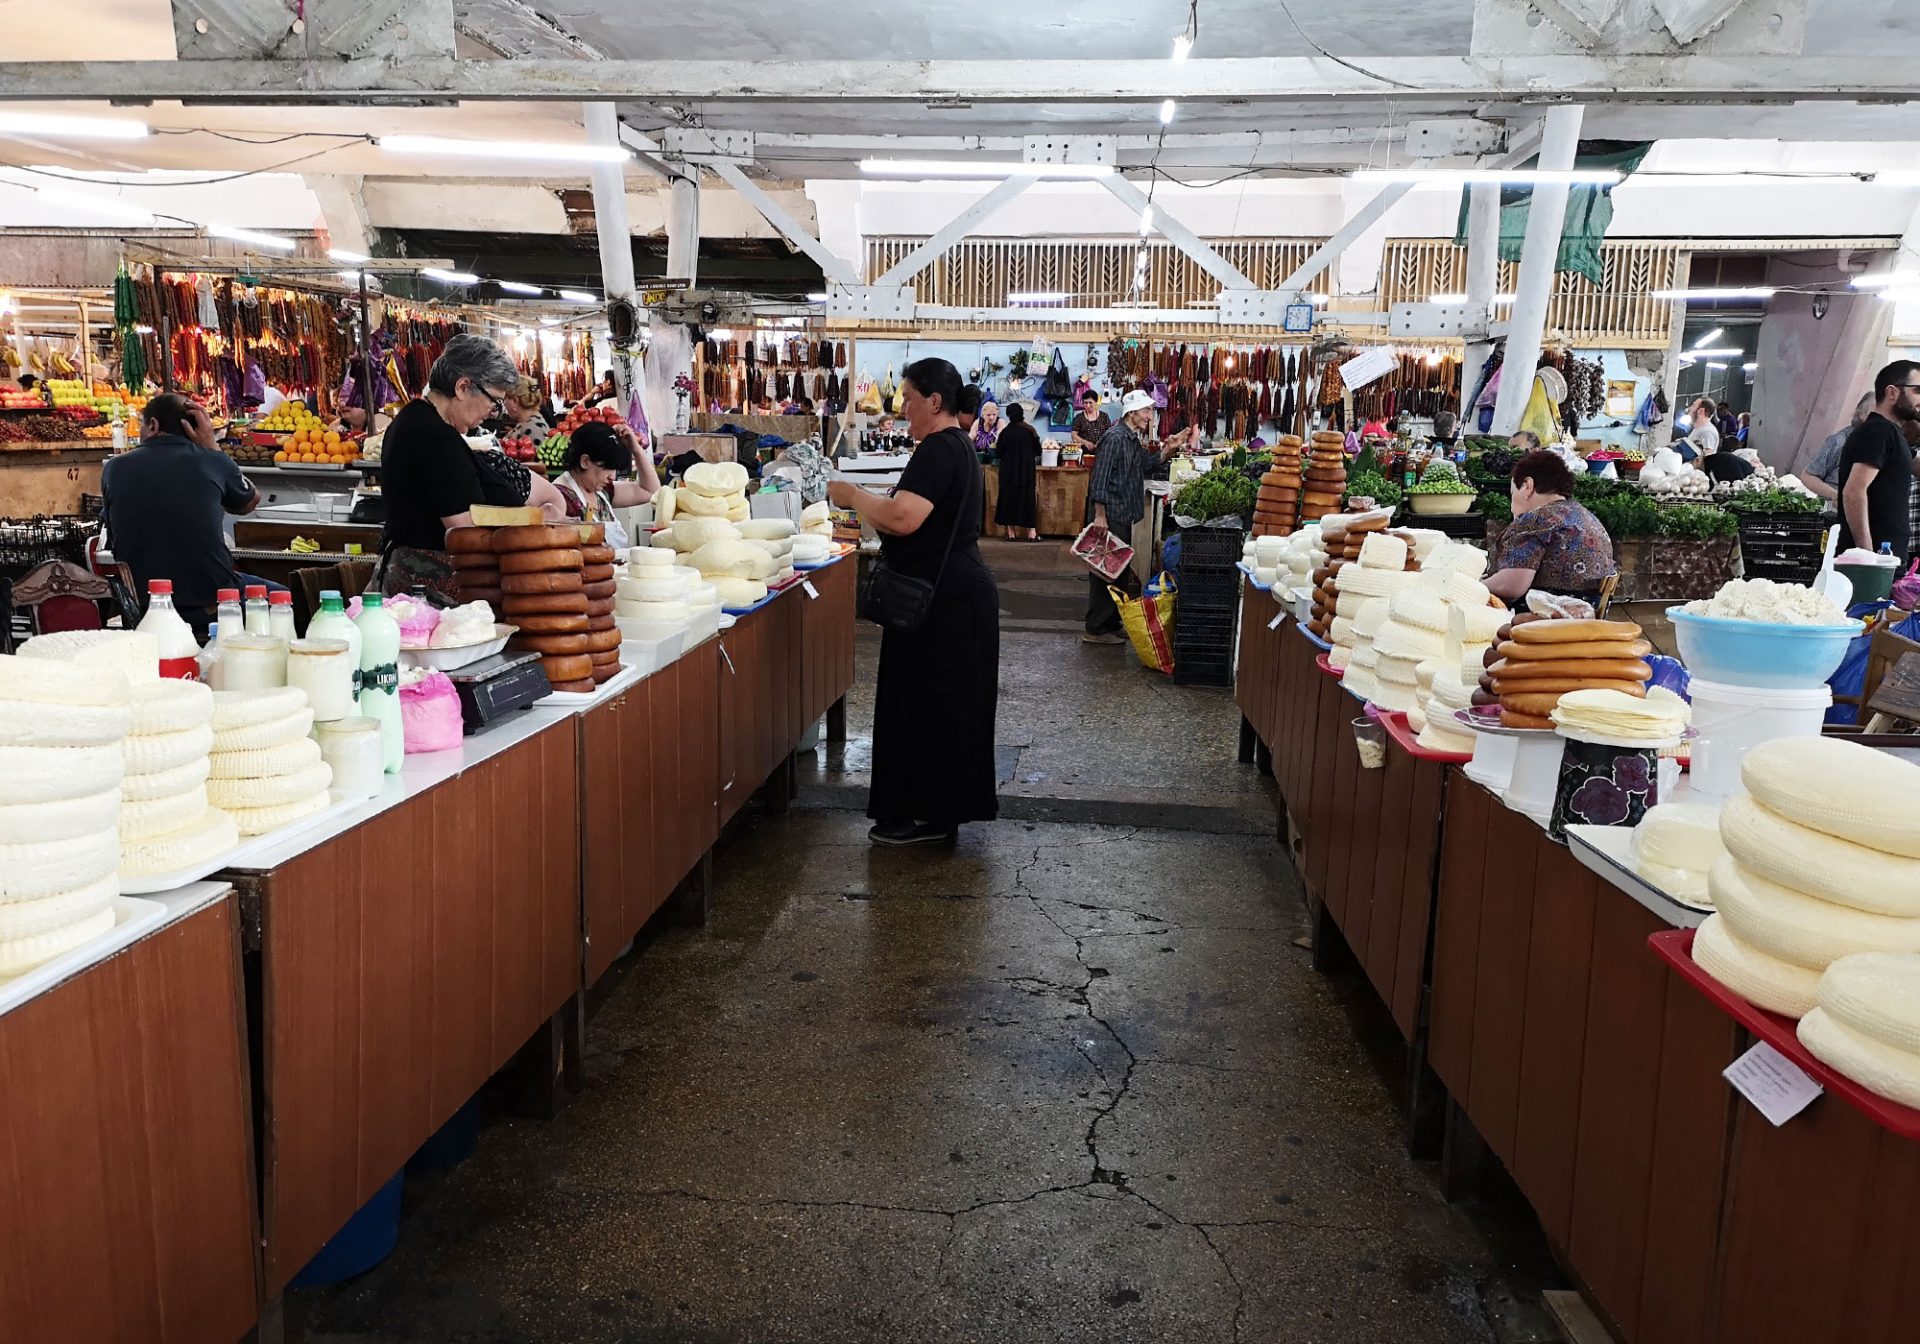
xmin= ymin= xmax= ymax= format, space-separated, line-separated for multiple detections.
xmin=1378 ymin=707 xmax=1473 ymax=764
xmin=1315 ymin=652 xmax=1342 ymax=680
xmin=1650 ymin=929 xmax=1920 ymax=1142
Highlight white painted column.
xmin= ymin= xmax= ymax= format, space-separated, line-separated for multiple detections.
xmin=1490 ymin=105 xmax=1584 ymax=437
xmin=667 ymin=172 xmax=700 ymax=287
xmin=583 ymin=103 xmax=638 ymax=412
xmin=1460 ymin=182 xmax=1500 ymax=417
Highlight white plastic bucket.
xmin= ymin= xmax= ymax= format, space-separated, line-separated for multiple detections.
xmin=1504 ymin=733 xmax=1568 ymax=823
xmin=1041 ymin=446 xmax=1061 ymax=467
xmin=1687 ymin=677 xmax=1832 ymax=802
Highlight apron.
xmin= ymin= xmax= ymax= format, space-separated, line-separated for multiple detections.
xmin=556 ymin=476 xmax=633 ymax=550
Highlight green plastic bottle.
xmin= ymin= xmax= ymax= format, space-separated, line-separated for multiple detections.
xmin=354 ymin=593 xmax=404 ymax=773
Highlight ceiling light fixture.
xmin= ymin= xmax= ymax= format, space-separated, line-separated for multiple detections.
xmin=1706 ymin=362 xmax=1730 ymax=370
xmin=421 ymin=267 xmax=480 ymax=284
xmin=1687 ymin=346 xmax=1745 ymax=357
xmin=1008 ymin=292 xmax=1072 ymax=304
xmin=858 ymin=159 xmax=1114 ymax=179
xmin=328 ymin=248 xmax=369 ymax=264
xmin=1353 ymin=168 xmax=1623 ymax=186
xmin=539 ymin=316 xmax=562 ymax=326
xmin=1171 ymin=33 xmax=1192 ymax=60
xmin=494 ymin=280 xmax=543 ymax=295
xmin=559 ymin=289 xmax=599 ymax=303
xmin=1743 ymin=362 xmax=1759 ymax=371
xmin=1429 ymin=292 xmax=1516 ymax=304
xmin=25 ymin=185 xmax=156 ymax=225
xmin=209 ymin=225 xmax=297 ymax=251
xmin=1138 ymin=205 xmax=1154 ymax=238
xmin=0 ymin=112 xmax=148 ymax=141
xmin=1650 ymin=287 xmax=1777 ymax=301
xmin=377 ymin=135 xmax=631 ymax=164
xmin=1159 ymin=100 xmax=1177 ymax=126
xmin=806 ymin=292 xmax=829 ymax=302
xmin=1850 ymin=273 xmax=1920 ymax=290
xmin=1691 ymin=326 xmax=1725 ymax=349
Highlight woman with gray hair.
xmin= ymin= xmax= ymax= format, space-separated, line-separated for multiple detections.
xmin=378 ymin=332 xmax=525 ymax=598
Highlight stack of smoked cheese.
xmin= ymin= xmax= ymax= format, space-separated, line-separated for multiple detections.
xmin=1301 ymin=432 xmax=1349 ymax=523
xmin=1478 ymin=616 xmax=1653 ymax=729
xmin=450 ymin=522 xmax=622 ymax=692
xmin=1252 ymin=435 xmax=1303 ymax=538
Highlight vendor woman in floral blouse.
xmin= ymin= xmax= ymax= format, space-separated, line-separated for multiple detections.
xmin=1486 ymin=449 xmax=1618 ymax=604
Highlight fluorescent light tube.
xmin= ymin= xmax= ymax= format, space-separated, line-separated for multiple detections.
xmin=421 ymin=267 xmax=480 ymax=284
xmin=1688 ymin=346 xmax=1744 ymax=357
xmin=209 ymin=225 xmax=296 ymax=251
xmin=1850 ymin=274 xmax=1918 ymax=290
xmin=1159 ymin=100 xmax=1176 ymax=126
xmin=1008 ymin=292 xmax=1072 ymax=304
xmin=1650 ymin=287 xmax=1776 ymax=301
xmin=806 ymin=292 xmax=828 ymax=302
xmin=1429 ymin=292 xmax=1515 ymax=304
xmin=1691 ymin=326 xmax=1725 ymax=349
xmin=328 ymin=248 xmax=369 ymax=264
xmin=378 ymin=135 xmax=631 ymax=164
xmin=1139 ymin=206 xmax=1154 ymax=238
xmin=0 ymin=112 xmax=147 ymax=140
xmin=539 ymin=317 xmax=562 ymax=326
xmin=1706 ymin=362 xmax=1729 ymax=370
xmin=1353 ymin=168 xmax=1622 ymax=186
xmin=1743 ymin=362 xmax=1758 ymax=371
xmin=859 ymin=159 xmax=1114 ymax=179
xmin=494 ymin=280 xmax=543 ymax=295
xmin=1171 ymin=33 xmax=1192 ymax=60
xmin=559 ymin=289 xmax=598 ymax=303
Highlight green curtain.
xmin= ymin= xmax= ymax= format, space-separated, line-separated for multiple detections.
xmin=1452 ymin=142 xmax=1652 ymax=287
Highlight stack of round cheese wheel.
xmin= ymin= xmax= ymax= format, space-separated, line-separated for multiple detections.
xmin=1692 ymin=736 xmax=1920 ymax=1029
xmin=1308 ymin=517 xmax=1347 ymax=642
xmin=679 ymin=461 xmax=753 ymax=524
xmin=1252 ymin=435 xmax=1303 ymax=538
xmin=1478 ymin=617 xmax=1653 ymax=729
xmin=0 ymin=654 xmax=131 ymax=977
xmin=481 ymin=522 xmax=621 ymax=691
xmin=120 ymin=679 xmax=239 ymax=878
xmin=614 ymin=565 xmax=694 ymax=643
xmin=1799 ymin=952 xmax=1920 ymax=1109
xmin=207 ymin=688 xmax=334 ymax=836
xmin=1325 ymin=516 xmax=1407 ymax=670
xmin=447 ymin=527 xmax=505 ymax=609
xmin=1301 ymin=432 xmax=1349 ymax=522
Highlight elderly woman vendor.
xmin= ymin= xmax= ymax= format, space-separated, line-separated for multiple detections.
xmin=1485 ymin=449 xmax=1618 ymax=605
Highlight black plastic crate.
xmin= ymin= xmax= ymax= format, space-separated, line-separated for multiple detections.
xmin=1742 ymin=554 xmax=1821 ymax=585
xmin=1178 ymin=587 xmax=1241 ymax=615
xmin=1407 ymin=511 xmax=1489 ymax=543
xmin=1172 ymin=524 xmax=1247 ymax=567
xmin=1173 ymin=649 xmax=1235 ymax=687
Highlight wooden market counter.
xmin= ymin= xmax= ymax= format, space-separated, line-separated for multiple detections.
xmin=1238 ymin=576 xmax=1920 ymax=1344
xmin=982 ymin=462 xmax=1091 ymax=538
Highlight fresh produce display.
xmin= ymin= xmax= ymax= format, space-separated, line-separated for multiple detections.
xmin=273 ymin=417 xmax=356 ymax=465
xmin=1720 ymin=480 xmax=1821 ymax=512
xmin=0 ymin=411 xmax=99 ymax=446
xmin=500 ymin=432 xmax=539 ymax=463
xmin=0 ymin=389 xmax=46 ymax=410
xmin=1343 ymin=467 xmax=1403 ymax=510
xmin=1172 ymin=463 xmax=1259 ymax=524
xmin=43 ymin=379 xmax=144 ymax=417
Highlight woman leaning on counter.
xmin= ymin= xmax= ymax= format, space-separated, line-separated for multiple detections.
xmin=827 ymin=357 xmax=1000 ymax=848
xmin=1485 ymin=449 xmax=1618 ymax=605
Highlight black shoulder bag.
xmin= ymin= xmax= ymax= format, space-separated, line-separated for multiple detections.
xmin=858 ymin=447 xmax=974 ymax=634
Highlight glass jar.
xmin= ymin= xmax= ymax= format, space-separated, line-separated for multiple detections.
xmin=313 ymin=716 xmax=384 ymax=801
xmin=215 ymin=634 xmax=287 ymax=691
xmin=287 ymin=637 xmax=355 ymax=722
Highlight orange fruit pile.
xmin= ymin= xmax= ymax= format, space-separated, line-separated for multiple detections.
xmin=274 ymin=426 xmax=354 ymax=464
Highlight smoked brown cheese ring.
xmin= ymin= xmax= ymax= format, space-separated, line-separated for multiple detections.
xmin=579 ymin=544 xmax=616 ymax=565
xmin=581 ymin=563 xmax=616 ymax=583
xmin=1500 ymin=692 xmax=1576 ymax=719
xmin=573 ymin=523 xmax=606 ymax=545
xmin=515 ymin=632 xmax=590 ymax=655
xmin=1490 ymin=678 xmax=1648 ymax=697
xmin=502 ymin=570 xmax=584 ymax=595
xmin=581 ymin=627 xmax=623 ymax=654
xmin=1498 ymin=637 xmax=1653 ymax=662
xmin=585 ymin=595 xmax=615 ymax=617
xmin=458 ymin=587 xmax=503 ymax=607
xmin=1510 ymin=617 xmax=1643 ymax=644
xmin=509 ymin=613 xmax=589 ymax=635
xmin=501 ymin=591 xmax=589 ymax=615
xmin=451 ymin=553 xmax=500 ymax=573
xmin=590 ymin=663 xmax=621 ymax=685
xmin=548 ymin=677 xmax=597 ymax=693
xmin=445 ymin=527 xmax=495 ymax=554
xmin=585 ymin=614 xmax=616 ymax=632
xmin=540 ymin=654 xmax=595 ymax=682
xmin=499 ymin=547 xmax=583 ymax=575
xmin=491 ymin=524 xmax=581 ymax=553
xmin=1500 ymin=708 xmax=1557 ymax=730
xmin=582 ymin=578 xmax=617 ymax=601
xmin=1489 ymin=657 xmax=1651 ymax=682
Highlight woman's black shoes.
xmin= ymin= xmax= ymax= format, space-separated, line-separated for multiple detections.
xmin=869 ymin=822 xmax=959 ymax=847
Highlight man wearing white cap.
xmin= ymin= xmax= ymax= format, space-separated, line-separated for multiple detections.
xmin=1084 ymin=388 xmax=1167 ymax=644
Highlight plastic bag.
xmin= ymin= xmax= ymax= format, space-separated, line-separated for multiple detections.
xmin=1827 ymin=603 xmax=1920 ymax=725
xmin=1042 ymin=349 xmax=1073 ymax=402
xmin=1111 ymin=573 xmax=1177 ymax=675
xmin=349 ymin=593 xmax=440 ymax=646
xmin=1892 ymin=558 xmax=1920 ymax=612
xmin=399 ymin=671 xmax=465 ymax=753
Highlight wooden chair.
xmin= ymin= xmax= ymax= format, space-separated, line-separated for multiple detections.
xmin=1859 ymin=630 xmax=1920 ymax=733
xmin=290 ymin=558 xmax=379 ymax=632
xmin=0 ymin=559 xmax=137 ymax=653
xmin=1593 ymin=573 xmax=1621 ymax=620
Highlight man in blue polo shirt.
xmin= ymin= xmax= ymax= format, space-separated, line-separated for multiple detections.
xmin=102 ymin=393 xmax=260 ymax=633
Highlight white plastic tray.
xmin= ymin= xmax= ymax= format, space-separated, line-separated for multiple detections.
xmin=0 ymin=896 xmax=168 ymax=1017
xmin=1565 ymin=824 xmax=1712 ymax=928
xmin=222 ymin=790 xmax=371 ymax=870
xmin=400 ymin=624 xmax=515 ymax=672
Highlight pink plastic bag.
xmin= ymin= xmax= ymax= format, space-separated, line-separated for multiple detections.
xmin=399 ymin=671 xmax=464 ymax=753
xmin=348 ymin=593 xmax=440 ymax=647
xmin=1892 ymin=559 xmax=1920 ymax=612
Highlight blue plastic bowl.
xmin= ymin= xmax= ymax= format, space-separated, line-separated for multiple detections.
xmin=1665 ymin=608 xmax=1859 ymax=689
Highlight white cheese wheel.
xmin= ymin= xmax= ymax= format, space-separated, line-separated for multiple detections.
xmin=1450 ymin=604 xmax=1508 ymax=644
xmin=725 ymin=497 xmax=750 ymax=523
xmin=1408 ymin=701 xmax=1429 ymax=733
xmin=119 ymin=807 xmax=238 ymax=878
xmin=652 ymin=483 xmax=676 ymax=525
xmin=0 ymin=697 xmax=131 ymax=748
xmin=122 ymin=756 xmax=213 ymax=802
xmin=212 ymin=708 xmax=315 ymax=754
xmin=1638 ymin=859 xmax=1712 ymax=902
xmin=613 ymin=599 xmax=690 ymax=622
xmin=119 ymin=785 xmax=209 ymax=843
xmin=616 ymin=575 xmax=690 ymax=604
xmin=207 ymin=760 xmax=333 ymax=811
xmin=1356 ymin=533 xmax=1409 ymax=571
xmin=711 ymin=577 xmax=769 ymax=608
xmin=1350 ymin=643 xmax=1381 ymax=671
xmin=1417 ymin=720 xmax=1476 ymax=754
xmin=0 ymin=828 xmax=120 ymax=901
xmin=1371 ymin=680 xmax=1418 ymax=712
xmin=616 ymin=616 xmax=689 ymax=641
xmin=689 ymin=540 xmax=775 ymax=582
xmin=738 ymin=518 xmax=797 ymax=540
xmin=1343 ymin=668 xmax=1381 ymax=700
xmin=627 ymin=546 xmax=676 ymax=568
xmin=1711 ymin=856 xmax=1920 ymax=971
xmin=0 ymin=874 xmax=117 ymax=941
xmin=1423 ymin=542 xmax=1489 ymax=579
xmin=1415 ymin=658 xmax=1443 ymax=691
xmin=746 ymin=537 xmax=794 ymax=560
xmin=683 ymin=461 xmax=750 ymax=498
xmin=210 ymin=687 xmax=307 ymax=731
xmin=1352 ymin=597 xmax=1392 ymax=639
xmin=226 ymin=788 xmax=332 ymax=837
xmin=1432 ymin=573 xmax=1492 ymax=609
xmin=1327 ymin=644 xmax=1352 ymax=672
xmin=1376 ymin=652 xmax=1424 ymax=686
xmin=1719 ymin=793 xmax=1920 ymax=916
xmin=1374 ymin=622 xmax=1448 ymax=662
xmin=0 ymin=788 xmax=121 ymax=846
xmin=1336 ymin=566 xmax=1416 ymax=599
xmin=17 ymin=629 xmax=160 ymax=684
xmin=0 ymin=906 xmax=117 ymax=978
xmin=1694 ymin=913 xmax=1822 ymax=1018
xmin=1797 ymin=1007 xmax=1920 ymax=1109
xmin=1430 ymin=670 xmax=1475 ymax=712
xmin=128 ymin=678 xmax=214 ymax=735
xmin=0 ymin=743 xmax=125 ymax=805
xmin=0 ymin=652 xmax=133 ymax=708
xmin=650 ymin=530 xmax=681 ymax=551
xmin=1387 ymin=590 xmax=1451 ymax=633
xmin=1332 ymin=591 xmax=1366 ymax=621
xmin=123 ymin=724 xmax=214 ymax=777
xmin=673 ymin=488 xmax=739 ymax=517
xmin=208 ymin=735 xmax=323 ymax=780
xmin=1328 ymin=617 xmax=1356 ymax=647
xmin=1740 ymin=736 xmax=1920 ymax=859
xmin=1815 ymin=952 xmax=1920 ymax=1056
xmin=1634 ymin=803 xmax=1726 ymax=875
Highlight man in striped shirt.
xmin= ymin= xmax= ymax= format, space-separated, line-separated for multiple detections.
xmin=1084 ymin=390 xmax=1167 ymax=644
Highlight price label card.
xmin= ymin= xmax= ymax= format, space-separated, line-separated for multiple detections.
xmin=1268 ymin=611 xmax=1286 ymax=630
xmin=802 ymin=580 xmax=820 ymax=599
xmin=1724 ymin=1041 xmax=1823 ymax=1127
xmin=1340 ymin=346 xmax=1399 ymax=390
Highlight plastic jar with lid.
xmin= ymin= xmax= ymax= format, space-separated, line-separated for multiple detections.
xmin=314 ymin=717 xmax=384 ymax=800
xmin=215 ymin=634 xmax=287 ymax=691
xmin=287 ymin=637 xmax=354 ymax=722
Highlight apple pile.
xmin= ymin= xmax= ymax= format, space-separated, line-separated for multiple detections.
xmin=559 ymin=404 xmax=623 ymax=434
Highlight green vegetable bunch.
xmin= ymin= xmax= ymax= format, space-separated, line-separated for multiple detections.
xmin=1173 ymin=468 xmax=1259 ymax=523
xmin=1721 ymin=486 xmax=1822 ymax=516
xmin=1344 ymin=468 xmax=1403 ymax=509
xmin=1408 ymin=474 xmax=1476 ymax=496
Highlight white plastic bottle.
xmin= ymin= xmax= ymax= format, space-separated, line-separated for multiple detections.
xmin=139 ymin=579 xmax=203 ymax=680
xmin=354 ymin=592 xmax=404 ymax=772
xmin=243 ymin=584 xmax=271 ymax=636
xmin=305 ymin=590 xmax=364 ymax=703
xmin=214 ymin=587 xmax=244 ymax=644
xmin=267 ymin=589 xmax=297 ymax=643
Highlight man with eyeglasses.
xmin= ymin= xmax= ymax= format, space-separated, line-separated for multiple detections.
xmin=1837 ymin=359 xmax=1920 ymax=562
xmin=380 ymin=334 xmax=521 ymax=569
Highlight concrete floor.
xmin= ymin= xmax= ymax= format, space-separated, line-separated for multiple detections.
xmin=287 ymin=542 xmax=1559 ymax=1344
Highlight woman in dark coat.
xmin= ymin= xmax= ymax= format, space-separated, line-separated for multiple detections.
xmin=993 ymin=401 xmax=1043 ymax=541
xmin=828 ymin=358 xmax=1001 ymax=847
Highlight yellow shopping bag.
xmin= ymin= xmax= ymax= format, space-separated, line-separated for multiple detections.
xmin=1111 ymin=573 xmax=1177 ymax=675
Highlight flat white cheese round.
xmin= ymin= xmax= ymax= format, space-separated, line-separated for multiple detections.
xmin=1374 ymin=622 xmax=1449 ymax=662
xmin=1450 ymin=605 xmax=1508 ymax=644
xmin=0 ymin=787 xmax=122 ymax=846
xmin=210 ymin=687 xmax=308 ymax=732
xmin=1356 ymin=533 xmax=1408 ymax=571
xmin=616 ymin=575 xmax=690 ymax=604
xmin=122 ymin=756 xmax=213 ymax=803
xmin=0 ymin=743 xmax=125 ymax=806
xmin=1814 ymin=952 xmax=1920 ymax=1056
xmin=1633 ymin=803 xmax=1726 ymax=875
xmin=128 ymin=679 xmax=214 ymax=735
xmin=0 ymin=652 xmax=133 ymax=708
xmin=212 ymin=708 xmax=315 ymax=754
xmin=119 ymin=785 xmax=210 ymax=843
xmin=208 ymin=761 xmax=334 ymax=811
xmin=0 ymin=697 xmax=130 ymax=748
xmin=0 ymin=874 xmax=117 ymax=942
xmin=1719 ymin=793 xmax=1920 ymax=917
xmin=627 ymin=546 xmax=676 ymax=568
xmin=119 ymin=807 xmax=239 ymax=878
xmin=208 ymin=735 xmax=323 ymax=781
xmin=226 ymin=788 xmax=333 ymax=837
xmin=1741 ymin=736 xmax=1920 ymax=859
xmin=0 ymin=827 xmax=120 ymax=901
xmin=1710 ymin=856 xmax=1920 ymax=971
xmin=1694 ymin=912 xmax=1822 ymax=1018
xmin=17 ymin=629 xmax=159 ymax=684
xmin=1387 ymin=590 xmax=1451 ymax=634
xmin=0 ymin=906 xmax=117 ymax=978
xmin=123 ymin=724 xmax=215 ymax=778
xmin=1797 ymin=1006 xmax=1920 ymax=1110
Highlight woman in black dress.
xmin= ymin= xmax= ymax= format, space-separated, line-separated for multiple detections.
xmin=993 ymin=402 xmax=1042 ymax=541
xmin=828 ymin=358 xmax=1001 ymax=847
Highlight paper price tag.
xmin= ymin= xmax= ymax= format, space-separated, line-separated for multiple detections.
xmin=1268 ymin=612 xmax=1286 ymax=630
xmin=802 ymin=580 xmax=820 ymax=599
xmin=1724 ymin=1041 xmax=1823 ymax=1127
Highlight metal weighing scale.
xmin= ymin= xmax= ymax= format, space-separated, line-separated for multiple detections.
xmin=445 ymin=650 xmax=551 ymax=734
